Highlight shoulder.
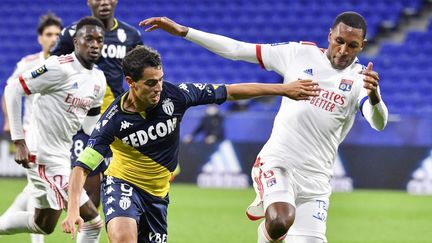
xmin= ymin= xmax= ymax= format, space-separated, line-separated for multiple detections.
xmin=16 ymin=52 xmax=43 ymax=70
xmin=117 ymin=20 xmax=140 ymax=32
xmin=62 ymin=23 xmax=77 ymax=37
xmin=117 ymin=19 xmax=142 ymax=37
xmin=22 ymin=52 xmax=42 ymax=63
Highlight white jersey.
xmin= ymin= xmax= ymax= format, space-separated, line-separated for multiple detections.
xmin=18 ymin=53 xmax=106 ymax=165
xmin=256 ymin=41 xmax=370 ymax=180
xmin=6 ymin=52 xmax=45 ymax=132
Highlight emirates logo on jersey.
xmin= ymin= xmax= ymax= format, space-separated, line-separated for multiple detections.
xmin=308 ymin=88 xmax=346 ymax=112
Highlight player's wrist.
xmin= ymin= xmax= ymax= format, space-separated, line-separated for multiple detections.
xmin=13 ymin=139 xmax=26 ymax=146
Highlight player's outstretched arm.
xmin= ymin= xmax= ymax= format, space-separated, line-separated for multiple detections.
xmin=140 ymin=17 xmax=258 ymax=63
xmin=62 ymin=166 xmax=89 ymax=239
xmin=226 ymin=79 xmax=320 ymax=101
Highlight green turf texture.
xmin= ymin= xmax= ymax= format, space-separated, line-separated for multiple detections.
xmin=0 ymin=178 xmax=431 ymax=243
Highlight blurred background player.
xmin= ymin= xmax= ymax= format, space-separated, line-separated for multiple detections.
xmin=51 ymin=0 xmax=143 ymax=208
xmin=0 ymin=12 xmax=63 ymax=243
xmin=140 ymin=11 xmax=388 ymax=243
xmin=0 ymin=17 xmax=106 ymax=242
xmin=61 ymin=45 xmax=321 ymax=243
xmin=183 ymin=104 xmax=225 ymax=145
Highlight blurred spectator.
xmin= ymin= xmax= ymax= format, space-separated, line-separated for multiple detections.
xmin=184 ymin=104 xmax=225 ymax=145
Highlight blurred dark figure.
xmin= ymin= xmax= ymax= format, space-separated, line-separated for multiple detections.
xmin=184 ymin=104 xmax=225 ymax=145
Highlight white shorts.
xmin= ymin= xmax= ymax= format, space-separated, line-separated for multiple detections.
xmin=27 ymin=163 xmax=89 ymax=210
xmin=251 ymin=155 xmax=331 ymax=241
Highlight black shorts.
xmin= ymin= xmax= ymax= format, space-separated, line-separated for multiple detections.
xmin=101 ymin=176 xmax=169 ymax=243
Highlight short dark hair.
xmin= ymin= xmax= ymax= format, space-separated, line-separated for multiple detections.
xmin=122 ymin=45 xmax=162 ymax=81
xmin=37 ymin=12 xmax=63 ymax=35
xmin=332 ymin=11 xmax=367 ymax=38
xmin=75 ymin=16 xmax=105 ymax=35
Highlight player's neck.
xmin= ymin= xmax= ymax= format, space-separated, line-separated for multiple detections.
xmin=42 ymin=50 xmax=50 ymax=59
xmin=101 ymin=17 xmax=116 ymax=31
xmin=75 ymin=54 xmax=94 ymax=70
xmin=124 ymin=92 xmax=152 ymax=113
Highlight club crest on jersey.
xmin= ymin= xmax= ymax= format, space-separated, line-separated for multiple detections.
xmin=119 ymin=196 xmax=131 ymax=210
xmin=339 ymin=79 xmax=353 ymax=92
xmin=31 ymin=65 xmax=48 ymax=78
xmin=93 ymin=85 xmax=101 ymax=96
xmin=117 ymin=29 xmax=127 ymax=43
xmin=162 ymin=98 xmax=174 ymax=116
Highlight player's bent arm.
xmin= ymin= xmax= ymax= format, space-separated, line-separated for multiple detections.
xmin=82 ymin=107 xmax=101 ymax=136
xmin=361 ymin=98 xmax=388 ymax=131
xmin=4 ymin=79 xmax=26 ymax=140
xmin=1 ymin=95 xmax=10 ymax=133
xmin=225 ymin=80 xmax=320 ymax=101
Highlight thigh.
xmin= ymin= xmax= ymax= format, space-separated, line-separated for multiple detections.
xmin=287 ymin=197 xmax=329 ymax=242
xmin=84 ymin=172 xmax=102 ymax=206
xmin=137 ymin=195 xmax=169 ymax=243
xmin=102 ymin=176 xmax=142 ymax=225
xmin=252 ymin=156 xmax=296 ymax=209
xmin=27 ymin=164 xmax=67 ymax=210
xmin=107 ymin=216 xmax=137 ymax=243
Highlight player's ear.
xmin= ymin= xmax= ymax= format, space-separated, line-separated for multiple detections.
xmin=125 ymin=76 xmax=134 ymax=88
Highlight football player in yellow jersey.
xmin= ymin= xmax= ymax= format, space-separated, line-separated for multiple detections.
xmin=62 ymin=45 xmax=321 ymax=243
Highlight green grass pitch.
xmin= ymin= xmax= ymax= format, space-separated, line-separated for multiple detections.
xmin=0 ymin=178 xmax=431 ymax=242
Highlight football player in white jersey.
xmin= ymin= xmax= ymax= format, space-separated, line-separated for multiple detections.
xmin=140 ymin=11 xmax=388 ymax=243
xmin=0 ymin=12 xmax=62 ymax=243
xmin=0 ymin=17 xmax=106 ymax=243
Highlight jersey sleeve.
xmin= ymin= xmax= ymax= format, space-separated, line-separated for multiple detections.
xmin=6 ymin=59 xmax=27 ymax=85
xmin=257 ymin=42 xmax=299 ymax=76
xmin=18 ymin=56 xmax=65 ymax=95
xmin=177 ymin=82 xmax=227 ymax=107
xmin=133 ymin=29 xmax=143 ymax=46
xmin=73 ymin=110 xmax=117 ymax=171
xmin=50 ymin=25 xmax=75 ymax=56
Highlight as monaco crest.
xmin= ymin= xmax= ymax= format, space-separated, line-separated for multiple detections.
xmin=119 ymin=196 xmax=131 ymax=210
xmin=162 ymin=98 xmax=174 ymax=116
xmin=339 ymin=79 xmax=353 ymax=92
xmin=117 ymin=29 xmax=127 ymax=43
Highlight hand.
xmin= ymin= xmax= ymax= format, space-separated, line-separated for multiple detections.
xmin=284 ymin=79 xmax=320 ymax=100
xmin=360 ymin=62 xmax=381 ymax=105
xmin=13 ymin=139 xmax=32 ymax=168
xmin=139 ymin=17 xmax=189 ymax=37
xmin=61 ymin=211 xmax=84 ymax=239
xmin=3 ymin=120 xmax=10 ymax=133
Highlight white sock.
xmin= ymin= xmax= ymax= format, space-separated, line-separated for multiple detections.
xmin=30 ymin=233 xmax=45 ymax=243
xmin=257 ymin=221 xmax=286 ymax=243
xmin=0 ymin=211 xmax=46 ymax=235
xmin=285 ymin=235 xmax=324 ymax=243
xmin=4 ymin=192 xmax=30 ymax=215
xmin=76 ymin=215 xmax=104 ymax=243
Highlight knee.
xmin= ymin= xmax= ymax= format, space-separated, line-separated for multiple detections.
xmin=265 ymin=216 xmax=294 ymax=240
xmin=108 ymin=230 xmax=136 ymax=243
xmin=265 ymin=205 xmax=295 ymax=240
xmin=36 ymin=222 xmax=55 ymax=235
